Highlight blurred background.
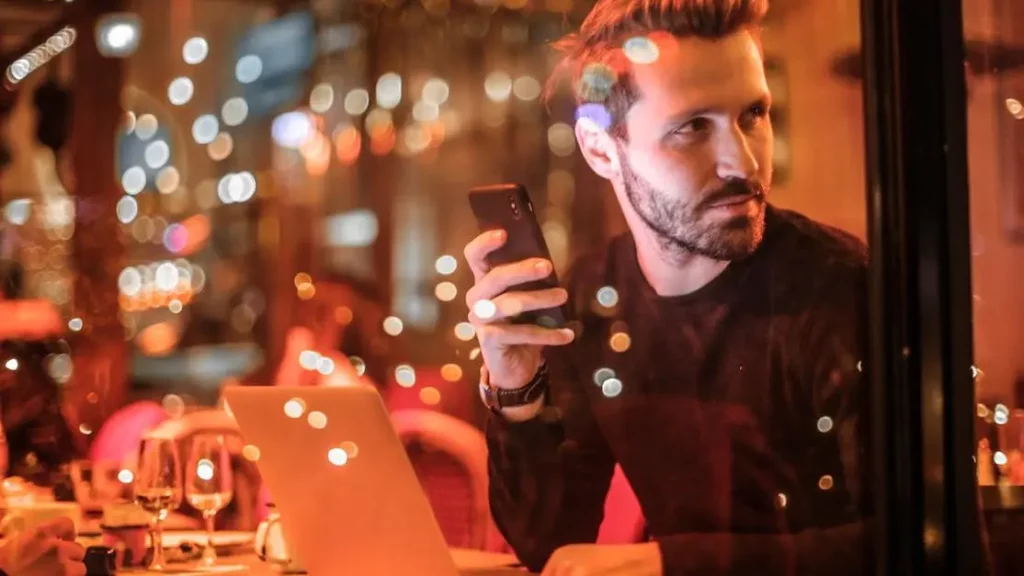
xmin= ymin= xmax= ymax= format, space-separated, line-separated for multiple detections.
xmin=0 ymin=0 xmax=871 ymax=430
xmin=0 ymin=0 xmax=1022 ymax=563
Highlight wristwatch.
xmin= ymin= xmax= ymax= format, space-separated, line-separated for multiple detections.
xmin=479 ymin=362 xmax=549 ymax=413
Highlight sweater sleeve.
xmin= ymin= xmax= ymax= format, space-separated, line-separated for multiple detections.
xmin=485 ymin=344 xmax=616 ymax=573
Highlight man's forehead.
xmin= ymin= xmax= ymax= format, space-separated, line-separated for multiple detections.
xmin=627 ymin=30 xmax=766 ymax=107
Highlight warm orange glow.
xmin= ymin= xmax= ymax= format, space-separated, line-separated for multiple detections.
xmin=369 ymin=127 xmax=396 ymax=156
xmin=334 ymin=124 xmax=361 ymax=164
xmin=428 ymin=121 xmax=446 ymax=147
xmin=419 ymin=386 xmax=441 ymax=406
xmin=334 ymin=306 xmax=353 ymax=326
xmin=121 ymin=287 xmax=196 ymax=312
xmin=136 ymin=322 xmax=179 ymax=356
xmin=242 ymin=445 xmax=261 ymax=462
xmin=174 ymin=214 xmax=211 ymax=256
xmin=302 ymin=132 xmax=331 ymax=176
xmin=440 ymin=363 xmax=463 ymax=382
xmin=297 ymin=283 xmax=316 ymax=300
xmin=366 ymin=109 xmax=393 ymax=137
xmin=609 ymin=332 xmax=631 ymax=352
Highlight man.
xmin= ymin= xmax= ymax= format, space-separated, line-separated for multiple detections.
xmin=463 ymin=1 xmax=871 ymax=574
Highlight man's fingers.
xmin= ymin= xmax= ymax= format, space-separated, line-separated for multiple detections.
xmin=37 ymin=517 xmax=77 ymax=541
xmin=477 ymin=324 xmax=575 ymax=347
xmin=465 ymin=258 xmax=553 ymax=307
xmin=469 ymin=288 xmax=568 ymax=324
xmin=463 ymin=229 xmax=507 ymax=282
xmin=54 ymin=540 xmax=85 ymax=563
xmin=60 ymin=560 xmax=87 ymax=576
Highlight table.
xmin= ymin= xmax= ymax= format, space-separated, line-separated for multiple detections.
xmin=79 ymin=536 xmax=528 ymax=575
xmin=218 ymin=549 xmax=527 ymax=575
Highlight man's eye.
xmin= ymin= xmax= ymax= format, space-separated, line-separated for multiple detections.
xmin=675 ymin=118 xmax=709 ymax=135
xmin=745 ymin=104 xmax=770 ymax=120
xmin=741 ymin=105 xmax=769 ymax=128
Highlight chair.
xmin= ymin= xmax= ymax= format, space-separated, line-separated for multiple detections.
xmin=390 ymin=407 xmax=646 ymax=550
xmin=88 ymin=400 xmax=167 ymax=465
xmin=384 ymin=366 xmax=480 ymax=425
xmin=390 ymin=409 xmax=498 ymax=550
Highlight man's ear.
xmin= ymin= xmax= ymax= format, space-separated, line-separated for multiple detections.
xmin=575 ymin=117 xmax=620 ymax=181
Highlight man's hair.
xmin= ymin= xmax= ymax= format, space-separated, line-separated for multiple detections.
xmin=547 ymin=0 xmax=769 ymax=136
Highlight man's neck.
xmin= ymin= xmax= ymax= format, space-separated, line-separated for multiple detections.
xmin=632 ymin=230 xmax=731 ymax=298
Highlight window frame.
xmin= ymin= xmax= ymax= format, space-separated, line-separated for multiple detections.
xmin=861 ymin=0 xmax=985 ymax=573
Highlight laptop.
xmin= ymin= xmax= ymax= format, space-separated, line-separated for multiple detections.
xmin=223 ymin=385 xmax=523 ymax=576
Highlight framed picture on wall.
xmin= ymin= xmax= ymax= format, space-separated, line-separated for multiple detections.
xmin=995 ymin=0 xmax=1024 ymax=242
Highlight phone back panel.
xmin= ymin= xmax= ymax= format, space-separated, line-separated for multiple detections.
xmin=468 ymin=184 xmax=566 ymax=327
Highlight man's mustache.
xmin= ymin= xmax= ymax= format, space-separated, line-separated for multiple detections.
xmin=699 ymin=179 xmax=766 ymax=209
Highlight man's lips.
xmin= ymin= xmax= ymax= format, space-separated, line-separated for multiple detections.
xmin=708 ymin=193 xmax=759 ymax=209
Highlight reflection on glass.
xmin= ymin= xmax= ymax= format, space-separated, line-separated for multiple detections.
xmin=965 ymin=1 xmax=1024 ymax=573
xmin=0 ymin=0 xmax=886 ymax=573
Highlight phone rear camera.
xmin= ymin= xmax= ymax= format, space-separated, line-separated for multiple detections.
xmin=509 ymin=196 xmax=521 ymax=218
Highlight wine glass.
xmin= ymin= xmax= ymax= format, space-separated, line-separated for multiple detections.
xmin=134 ymin=437 xmax=183 ymax=571
xmin=185 ymin=434 xmax=234 ymax=567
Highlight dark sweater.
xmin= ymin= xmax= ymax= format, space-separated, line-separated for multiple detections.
xmin=486 ymin=205 xmax=873 ymax=575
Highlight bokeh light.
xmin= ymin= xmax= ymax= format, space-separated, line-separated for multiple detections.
xmin=182 ymin=37 xmax=208 ymax=65
xmin=168 ymin=77 xmax=194 ymax=105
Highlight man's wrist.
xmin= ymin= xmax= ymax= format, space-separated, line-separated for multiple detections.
xmin=487 ymin=361 xmax=543 ymax=390
xmin=480 ymin=363 xmax=548 ymax=417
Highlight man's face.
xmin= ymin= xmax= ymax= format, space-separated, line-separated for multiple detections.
xmin=615 ymin=30 xmax=773 ymax=261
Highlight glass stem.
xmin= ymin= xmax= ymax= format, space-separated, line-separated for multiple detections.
xmin=202 ymin=510 xmax=217 ymax=566
xmin=151 ymin=516 xmax=166 ymax=570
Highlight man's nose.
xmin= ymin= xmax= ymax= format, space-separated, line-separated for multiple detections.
xmin=715 ymin=126 xmax=759 ymax=181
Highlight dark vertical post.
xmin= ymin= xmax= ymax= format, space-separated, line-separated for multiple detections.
xmin=861 ymin=0 xmax=983 ymax=573
xmin=68 ymin=0 xmax=128 ymax=430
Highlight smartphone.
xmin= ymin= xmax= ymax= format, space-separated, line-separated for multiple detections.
xmin=468 ymin=183 xmax=566 ymax=328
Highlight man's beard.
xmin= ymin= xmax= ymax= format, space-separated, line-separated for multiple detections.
xmin=621 ymin=154 xmax=767 ymax=262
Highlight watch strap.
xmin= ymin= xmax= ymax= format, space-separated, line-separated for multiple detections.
xmin=480 ymin=362 xmax=549 ymax=412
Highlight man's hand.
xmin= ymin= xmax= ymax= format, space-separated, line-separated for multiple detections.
xmin=0 ymin=517 xmax=86 ymax=576
xmin=541 ymin=542 xmax=663 ymax=576
xmin=463 ymin=229 xmax=575 ymax=420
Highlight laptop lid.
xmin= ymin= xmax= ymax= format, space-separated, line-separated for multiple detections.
xmin=223 ymin=385 xmax=459 ymax=576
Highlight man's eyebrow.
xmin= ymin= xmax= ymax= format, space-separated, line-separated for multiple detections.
xmin=662 ymin=95 xmax=772 ymax=124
